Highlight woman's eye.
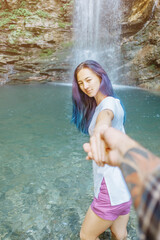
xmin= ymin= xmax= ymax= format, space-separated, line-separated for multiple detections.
xmin=87 ymin=79 xmax=91 ymax=82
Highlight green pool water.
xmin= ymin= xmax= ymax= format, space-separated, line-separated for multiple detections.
xmin=0 ymin=83 xmax=159 ymax=240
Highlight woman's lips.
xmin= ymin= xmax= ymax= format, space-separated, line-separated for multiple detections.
xmin=86 ymin=89 xmax=92 ymax=94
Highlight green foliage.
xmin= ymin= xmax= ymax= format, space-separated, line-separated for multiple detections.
xmin=0 ymin=17 xmax=10 ymax=27
xmin=0 ymin=9 xmax=31 ymax=28
xmin=58 ymin=22 xmax=66 ymax=28
xmin=13 ymin=8 xmax=32 ymax=17
xmin=10 ymin=29 xmax=23 ymax=38
xmin=39 ymin=49 xmax=55 ymax=57
xmin=149 ymin=64 xmax=156 ymax=70
xmin=35 ymin=10 xmax=50 ymax=18
xmin=60 ymin=7 xmax=64 ymax=12
xmin=58 ymin=21 xmax=72 ymax=29
xmin=59 ymin=0 xmax=73 ymax=19
xmin=61 ymin=0 xmax=73 ymax=11
xmin=62 ymin=41 xmax=73 ymax=49
xmin=0 ymin=10 xmax=11 ymax=17
xmin=10 ymin=14 xmax=17 ymax=20
xmin=20 ymin=1 xmax=27 ymax=8
xmin=8 ymin=29 xmax=33 ymax=44
xmin=0 ymin=7 xmax=51 ymax=28
xmin=9 ymin=24 xmax=16 ymax=30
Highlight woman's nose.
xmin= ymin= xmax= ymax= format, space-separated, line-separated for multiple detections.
xmin=83 ymin=82 xmax=88 ymax=89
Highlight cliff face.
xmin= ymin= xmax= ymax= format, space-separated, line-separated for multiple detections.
xmin=120 ymin=0 xmax=160 ymax=90
xmin=0 ymin=0 xmax=73 ymax=84
xmin=0 ymin=0 xmax=160 ymax=90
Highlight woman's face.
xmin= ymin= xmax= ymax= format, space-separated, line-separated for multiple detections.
xmin=77 ymin=68 xmax=101 ymax=98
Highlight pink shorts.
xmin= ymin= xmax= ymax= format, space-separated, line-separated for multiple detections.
xmin=91 ymin=178 xmax=132 ymax=221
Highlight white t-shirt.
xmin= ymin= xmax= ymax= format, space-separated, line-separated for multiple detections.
xmin=88 ymin=97 xmax=131 ymax=206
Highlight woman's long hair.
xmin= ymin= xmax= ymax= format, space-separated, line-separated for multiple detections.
xmin=71 ymin=60 xmax=115 ymax=134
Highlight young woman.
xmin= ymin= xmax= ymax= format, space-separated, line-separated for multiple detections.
xmin=72 ymin=60 xmax=132 ymax=240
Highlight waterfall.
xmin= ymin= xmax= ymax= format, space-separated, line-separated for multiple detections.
xmin=0 ymin=65 xmax=14 ymax=86
xmin=73 ymin=0 xmax=122 ymax=82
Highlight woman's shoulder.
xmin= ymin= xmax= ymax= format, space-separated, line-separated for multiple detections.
xmin=106 ymin=96 xmax=120 ymax=102
xmin=99 ymin=96 xmax=120 ymax=107
xmin=97 ymin=96 xmax=123 ymax=116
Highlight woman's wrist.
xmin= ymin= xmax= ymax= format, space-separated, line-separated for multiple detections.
xmin=94 ymin=124 xmax=109 ymax=136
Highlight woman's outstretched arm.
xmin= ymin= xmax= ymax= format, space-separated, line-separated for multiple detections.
xmin=89 ymin=109 xmax=113 ymax=167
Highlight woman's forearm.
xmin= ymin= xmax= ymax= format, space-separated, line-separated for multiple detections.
xmin=93 ymin=110 xmax=113 ymax=135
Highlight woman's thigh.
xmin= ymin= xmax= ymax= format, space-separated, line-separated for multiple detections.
xmin=80 ymin=206 xmax=113 ymax=239
xmin=110 ymin=213 xmax=130 ymax=238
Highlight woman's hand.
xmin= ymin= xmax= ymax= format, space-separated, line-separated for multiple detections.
xmin=83 ymin=128 xmax=109 ymax=167
xmin=90 ymin=132 xmax=107 ymax=166
xmin=84 ymin=109 xmax=113 ymax=166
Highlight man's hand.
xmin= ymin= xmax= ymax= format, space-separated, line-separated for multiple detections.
xmin=83 ymin=127 xmax=127 ymax=166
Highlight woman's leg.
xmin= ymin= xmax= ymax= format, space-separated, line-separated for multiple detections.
xmin=80 ymin=206 xmax=113 ymax=240
xmin=110 ymin=213 xmax=130 ymax=240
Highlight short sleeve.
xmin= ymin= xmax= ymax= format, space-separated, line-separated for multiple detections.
xmin=89 ymin=96 xmax=124 ymax=136
xmin=98 ymin=97 xmax=118 ymax=117
xmin=98 ymin=97 xmax=124 ymax=131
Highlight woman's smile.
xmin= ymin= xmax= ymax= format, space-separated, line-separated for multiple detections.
xmin=85 ymin=89 xmax=92 ymax=95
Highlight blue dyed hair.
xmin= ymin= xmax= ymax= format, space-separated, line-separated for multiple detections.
xmin=71 ymin=60 xmax=115 ymax=134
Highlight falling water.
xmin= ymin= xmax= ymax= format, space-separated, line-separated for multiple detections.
xmin=73 ymin=0 xmax=122 ymax=81
xmin=0 ymin=65 xmax=14 ymax=86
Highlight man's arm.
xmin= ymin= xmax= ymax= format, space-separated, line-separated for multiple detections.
xmin=84 ymin=127 xmax=160 ymax=208
xmin=119 ymin=147 xmax=160 ymax=208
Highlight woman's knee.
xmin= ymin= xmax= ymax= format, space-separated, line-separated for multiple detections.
xmin=80 ymin=228 xmax=98 ymax=240
xmin=80 ymin=228 xmax=88 ymax=240
xmin=111 ymin=229 xmax=127 ymax=240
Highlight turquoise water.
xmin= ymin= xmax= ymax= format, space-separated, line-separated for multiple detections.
xmin=0 ymin=84 xmax=160 ymax=240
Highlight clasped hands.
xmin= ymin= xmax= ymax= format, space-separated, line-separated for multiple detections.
xmin=83 ymin=127 xmax=124 ymax=167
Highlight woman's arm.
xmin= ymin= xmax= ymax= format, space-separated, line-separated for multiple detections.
xmin=89 ymin=109 xmax=114 ymax=166
xmin=94 ymin=109 xmax=114 ymax=133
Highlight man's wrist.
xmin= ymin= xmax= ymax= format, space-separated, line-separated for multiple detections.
xmin=119 ymin=135 xmax=138 ymax=157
